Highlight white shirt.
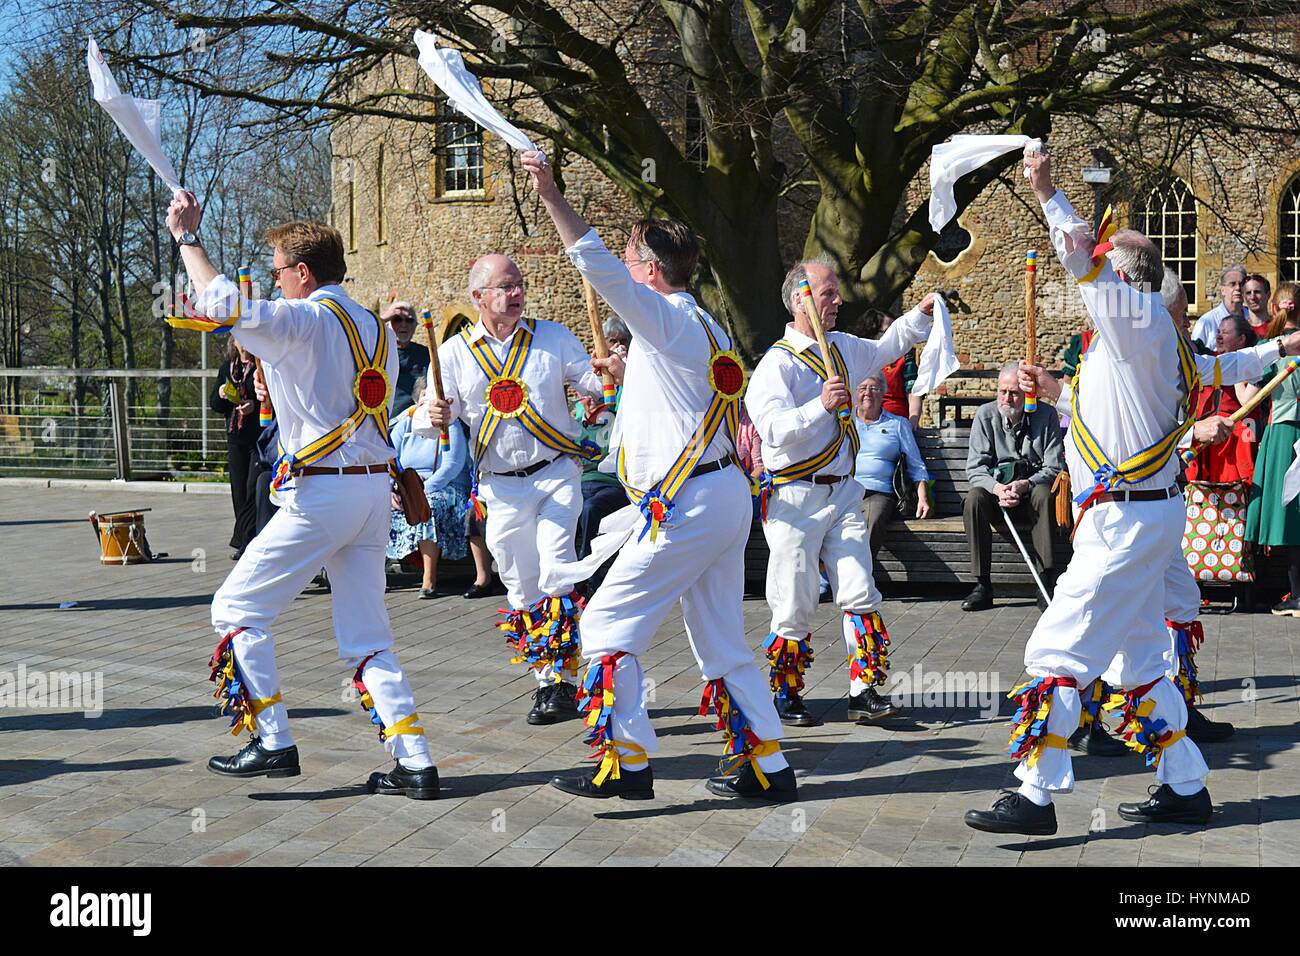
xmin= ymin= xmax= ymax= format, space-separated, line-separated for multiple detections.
xmin=1190 ymin=303 xmax=1233 ymax=351
xmin=413 ymin=317 xmax=601 ymax=474
xmin=195 ymin=276 xmax=397 ymax=468
xmin=1042 ymin=191 xmax=1274 ymax=496
xmin=565 ymin=228 xmax=736 ymax=492
xmin=745 ymin=312 xmax=931 ymax=478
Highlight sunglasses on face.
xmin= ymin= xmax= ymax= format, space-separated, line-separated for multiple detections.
xmin=389 ymin=315 xmax=416 ymax=325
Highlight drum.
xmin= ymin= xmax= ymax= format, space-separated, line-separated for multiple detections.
xmin=92 ymin=510 xmax=149 ymax=565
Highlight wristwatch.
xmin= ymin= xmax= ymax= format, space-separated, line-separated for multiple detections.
xmin=1278 ymin=337 xmax=1287 ymax=361
xmin=177 ymin=231 xmax=201 ymax=246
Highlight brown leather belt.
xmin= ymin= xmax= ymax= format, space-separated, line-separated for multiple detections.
xmin=810 ymin=474 xmax=849 ymax=486
xmin=298 ymin=463 xmax=390 ymax=477
xmin=1090 ymin=486 xmax=1180 ymax=505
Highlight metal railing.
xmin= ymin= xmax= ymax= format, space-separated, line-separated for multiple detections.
xmin=0 ymin=368 xmax=228 ymax=481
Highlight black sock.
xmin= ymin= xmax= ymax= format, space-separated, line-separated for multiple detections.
xmin=1288 ymin=548 xmax=1300 ymax=597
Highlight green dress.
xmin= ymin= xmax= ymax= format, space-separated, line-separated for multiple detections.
xmin=1245 ymin=360 xmax=1300 ymax=546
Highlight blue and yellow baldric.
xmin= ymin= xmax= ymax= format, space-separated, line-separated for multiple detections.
xmin=616 ymin=313 xmax=747 ymax=543
xmin=461 ymin=321 xmax=601 ymax=518
xmin=755 ymin=338 xmax=860 ymax=521
xmin=1069 ymin=206 xmax=1212 ymax=517
xmin=270 ymin=297 xmax=396 ymax=491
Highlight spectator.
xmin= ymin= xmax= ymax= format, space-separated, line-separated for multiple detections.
xmin=852 ymin=373 xmax=932 ymax=559
xmin=863 ymin=307 xmax=922 ymax=426
xmin=1243 ymin=273 xmax=1272 ymax=334
xmin=210 ymin=336 xmax=262 ymax=558
xmin=462 ymin=516 xmax=502 ymax=598
xmin=961 ymin=362 xmax=1064 ymax=612
xmin=1190 ymin=264 xmax=1246 ymax=350
xmin=1243 ymin=289 xmax=1300 ymax=615
xmin=383 ymin=300 xmax=431 ymax=416
xmin=251 ymin=362 xmax=279 ymax=536
xmin=1186 ymin=314 xmax=1260 ymax=484
xmin=572 ymin=317 xmax=633 ymax=590
xmin=387 ymin=380 xmax=472 ymax=598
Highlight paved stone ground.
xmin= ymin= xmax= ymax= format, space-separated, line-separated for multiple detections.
xmin=1 ymin=485 xmax=1298 ymax=867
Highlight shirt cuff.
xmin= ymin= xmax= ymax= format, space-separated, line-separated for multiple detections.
xmin=1250 ymin=339 xmax=1284 ymax=369
xmin=1040 ymin=189 xmax=1076 ymax=227
xmin=193 ymin=273 xmax=239 ymax=316
xmin=565 ymin=227 xmax=607 ymax=268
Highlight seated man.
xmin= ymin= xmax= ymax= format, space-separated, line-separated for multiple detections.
xmin=962 ymin=362 xmax=1064 ymax=611
xmin=852 ymin=373 xmax=932 ymax=559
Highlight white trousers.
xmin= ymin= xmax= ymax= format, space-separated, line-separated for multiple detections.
xmin=762 ymin=477 xmax=883 ymax=691
xmin=581 ymin=467 xmax=787 ymax=769
xmin=211 ymin=473 xmax=431 ymax=767
xmin=1019 ymin=496 xmax=1206 ymax=792
xmin=478 ymin=456 xmax=584 ymax=686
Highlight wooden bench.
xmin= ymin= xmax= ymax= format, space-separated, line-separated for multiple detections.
xmin=743 ymin=423 xmax=1070 ymax=594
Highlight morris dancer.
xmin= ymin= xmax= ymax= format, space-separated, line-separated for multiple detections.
xmin=519 ymin=148 xmax=797 ymax=803
xmin=417 ymin=255 xmax=605 ymax=725
xmin=965 ymin=147 xmax=1300 ymax=835
xmin=164 ymin=194 xmax=438 ymax=798
xmin=745 ymin=260 xmax=935 ymax=726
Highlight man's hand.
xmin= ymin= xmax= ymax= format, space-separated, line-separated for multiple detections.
xmin=253 ymin=374 xmax=268 ymax=404
xmin=166 ymin=190 xmax=202 ymax=241
xmin=593 ymin=352 xmax=625 ymax=385
xmin=1023 ymin=146 xmax=1054 ymax=205
xmin=918 ymin=292 xmax=938 ymax=316
xmin=821 ymin=375 xmax=850 ymax=414
xmin=993 ymin=481 xmax=1021 ymax=508
xmin=423 ymin=396 xmax=452 ymax=430
xmin=520 ymin=149 xmax=558 ymax=201
xmin=1018 ymin=360 xmax=1062 ymax=405
xmin=1193 ymin=415 xmax=1233 ymax=446
xmin=1010 ymin=478 xmax=1032 ymax=499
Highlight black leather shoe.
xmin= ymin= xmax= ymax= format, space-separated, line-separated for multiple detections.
xmin=1118 ymin=784 xmax=1212 ymax=825
xmin=463 ymin=577 xmax=504 ymax=599
xmin=543 ymin=681 xmax=580 ymax=720
xmin=1068 ymin=720 xmax=1131 ymax=757
xmin=962 ymin=583 xmax=994 ymax=612
xmin=207 ymin=738 xmax=301 ymax=779
xmin=367 ymin=762 xmax=440 ymax=800
xmin=964 ymin=790 xmax=1057 ymax=835
xmin=1186 ymin=705 xmax=1234 ymax=743
xmin=706 ymin=763 xmax=798 ymax=803
xmin=847 ymin=686 xmax=901 ymax=722
xmin=526 ymin=684 xmax=555 ymax=725
xmin=551 ymin=763 xmax=654 ymax=800
xmin=775 ymin=694 xmax=821 ymax=727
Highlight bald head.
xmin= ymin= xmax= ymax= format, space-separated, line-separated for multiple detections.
xmin=468 ymin=254 xmax=526 ymax=327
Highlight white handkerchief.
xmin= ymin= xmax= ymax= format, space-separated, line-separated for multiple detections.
xmin=86 ymin=37 xmax=184 ymax=195
xmin=413 ymin=30 xmax=543 ymax=161
xmin=911 ymin=294 xmax=960 ymax=395
xmin=1283 ymin=436 xmax=1300 ymax=505
xmin=929 ymin=134 xmax=1041 ymax=233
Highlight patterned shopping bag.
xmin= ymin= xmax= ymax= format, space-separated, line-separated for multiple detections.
xmin=1182 ymin=481 xmax=1254 ymax=583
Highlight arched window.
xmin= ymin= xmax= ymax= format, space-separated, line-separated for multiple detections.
xmin=1137 ymin=178 xmax=1197 ymax=305
xmin=1279 ymin=174 xmax=1300 ymax=283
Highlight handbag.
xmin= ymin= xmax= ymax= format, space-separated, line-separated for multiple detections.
xmin=1182 ymin=481 xmax=1253 ymax=583
xmin=395 ymin=467 xmax=432 ymax=525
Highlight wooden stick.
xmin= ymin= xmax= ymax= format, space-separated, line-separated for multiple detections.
xmin=1181 ymin=358 xmax=1300 ymax=463
xmin=419 ymin=309 xmax=451 ymax=450
xmin=235 ymin=266 xmax=274 ymax=426
xmin=1024 ymin=250 xmax=1039 ymax=412
xmin=797 ymin=278 xmax=850 ymax=422
xmin=583 ymin=278 xmax=618 ymax=402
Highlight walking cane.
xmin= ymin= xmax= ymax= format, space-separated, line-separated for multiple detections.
xmin=1001 ymin=505 xmax=1051 ymax=605
xmin=419 ymin=310 xmax=451 ymax=452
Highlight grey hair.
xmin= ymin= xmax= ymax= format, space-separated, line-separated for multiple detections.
xmin=466 ymin=258 xmax=496 ymax=299
xmin=602 ymin=316 xmax=631 ymax=343
xmin=1108 ymin=229 xmax=1164 ymax=291
xmin=1160 ymin=267 xmax=1188 ymax=313
xmin=998 ymin=360 xmax=1021 ymax=381
xmin=781 ymin=255 xmax=837 ymax=317
xmin=859 ymin=371 xmax=886 ymax=390
xmin=412 ymin=376 xmax=426 ymax=403
xmin=381 ymin=300 xmax=415 ymax=320
xmin=1221 ymin=264 xmax=1247 ymax=285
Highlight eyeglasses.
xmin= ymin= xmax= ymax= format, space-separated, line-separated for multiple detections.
xmin=388 ymin=315 xmax=416 ymax=325
xmin=480 ymin=282 xmax=527 ymax=294
xmin=269 ymin=264 xmax=298 ymax=281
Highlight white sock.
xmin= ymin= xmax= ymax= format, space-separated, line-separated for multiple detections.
xmin=1168 ymin=779 xmax=1204 ymax=797
xmin=260 ymin=731 xmax=293 ymax=752
xmin=1017 ymin=781 xmax=1052 ymax=806
xmin=755 ymin=751 xmax=789 ymax=773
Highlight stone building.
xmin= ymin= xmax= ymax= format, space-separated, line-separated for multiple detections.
xmin=330 ymin=32 xmax=1300 ymax=422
